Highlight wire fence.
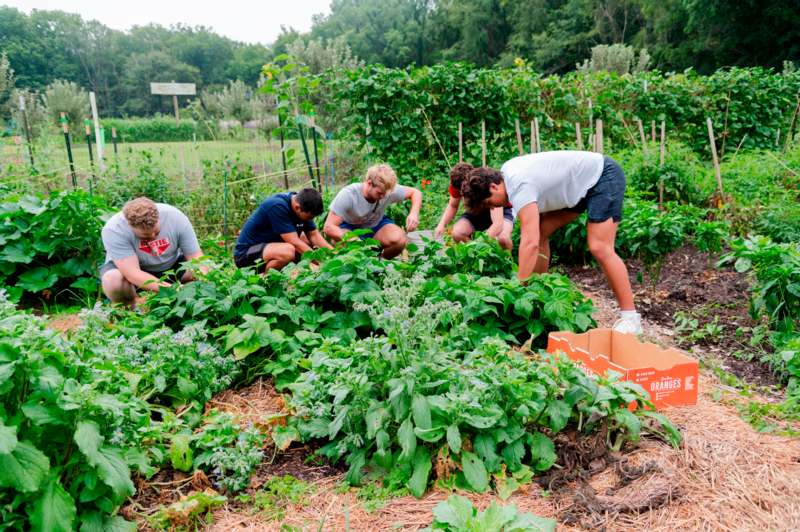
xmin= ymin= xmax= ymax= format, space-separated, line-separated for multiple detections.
xmin=1 ymin=134 xmax=361 ymax=250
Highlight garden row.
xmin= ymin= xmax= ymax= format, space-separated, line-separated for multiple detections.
xmin=0 ymin=236 xmax=680 ymax=530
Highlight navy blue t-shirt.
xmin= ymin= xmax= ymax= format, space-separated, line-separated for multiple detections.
xmin=234 ymin=193 xmax=316 ymax=256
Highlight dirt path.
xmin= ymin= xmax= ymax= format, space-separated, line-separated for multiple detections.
xmin=201 ymin=285 xmax=800 ymax=532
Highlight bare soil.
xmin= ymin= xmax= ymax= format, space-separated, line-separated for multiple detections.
xmin=564 ymin=245 xmax=779 ymax=388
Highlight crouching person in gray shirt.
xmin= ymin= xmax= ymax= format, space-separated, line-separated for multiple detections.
xmin=323 ymin=164 xmax=422 ymax=259
xmin=100 ymin=197 xmax=204 ymax=307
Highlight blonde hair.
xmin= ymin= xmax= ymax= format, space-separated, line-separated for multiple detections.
xmin=122 ymin=197 xmax=159 ymax=229
xmin=365 ymin=164 xmax=397 ymax=192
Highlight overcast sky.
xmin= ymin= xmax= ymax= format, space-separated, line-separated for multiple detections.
xmin=2 ymin=0 xmax=331 ymax=45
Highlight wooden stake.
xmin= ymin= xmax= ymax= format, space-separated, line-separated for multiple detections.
xmin=658 ymin=179 xmax=664 ymax=211
xmin=89 ymin=91 xmax=104 ymax=171
xmin=785 ymin=97 xmax=800 ymax=153
xmin=588 ymin=99 xmax=594 ymax=148
xmin=651 ymin=120 xmax=656 ymax=142
xmin=707 ymin=118 xmax=724 ymax=197
xmin=530 ymin=121 xmax=535 ymax=153
xmin=595 ymin=119 xmax=603 ymax=153
xmin=534 ymin=117 xmax=541 ymax=152
xmin=515 ymin=119 xmax=523 ymax=155
xmin=637 ymin=118 xmax=648 ymax=154
xmin=659 ymin=121 xmax=666 ymax=166
xmin=61 ymin=112 xmax=77 ymax=188
xmin=575 ymin=123 xmax=583 ymax=150
xmin=458 ymin=122 xmax=463 ymax=163
xmin=481 ymin=120 xmax=486 ymax=167
xmin=776 ymin=128 xmax=781 ymax=147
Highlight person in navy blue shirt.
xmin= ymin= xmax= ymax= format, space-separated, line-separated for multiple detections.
xmin=234 ymin=188 xmax=332 ymax=272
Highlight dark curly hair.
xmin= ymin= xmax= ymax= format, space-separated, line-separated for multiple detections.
xmin=449 ymin=162 xmax=474 ymax=191
xmin=461 ymin=167 xmax=503 ymax=209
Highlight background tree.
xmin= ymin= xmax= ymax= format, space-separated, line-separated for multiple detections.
xmin=42 ymin=80 xmax=88 ymax=132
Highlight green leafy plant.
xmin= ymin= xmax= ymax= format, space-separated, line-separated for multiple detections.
xmin=237 ymin=475 xmax=313 ymax=520
xmin=192 ymin=411 xmax=266 ymax=493
xmin=424 ymin=494 xmax=556 ymax=532
xmin=0 ymin=190 xmax=110 ymax=302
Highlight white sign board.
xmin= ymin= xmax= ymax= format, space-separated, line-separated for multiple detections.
xmin=150 ymin=82 xmax=196 ymax=96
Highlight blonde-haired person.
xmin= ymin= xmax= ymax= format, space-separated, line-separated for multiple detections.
xmin=324 ymin=164 xmax=422 ymax=259
xmin=100 ymin=197 xmax=204 ymax=308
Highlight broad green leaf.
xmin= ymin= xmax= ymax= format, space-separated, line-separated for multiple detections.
xmin=74 ymin=421 xmax=134 ymax=498
xmin=613 ymin=409 xmax=642 ymax=441
xmin=30 ymin=477 xmax=76 ymax=532
xmin=169 ymin=434 xmax=192 ymax=472
xmin=501 ymin=438 xmax=526 ymax=471
xmin=414 ymin=426 xmax=445 ymax=442
xmin=476 ymin=501 xmax=517 ymax=529
xmin=0 ymin=422 xmax=17 ymax=453
xmin=0 ymin=241 xmax=34 ymax=263
xmin=432 ymin=495 xmax=474 ymax=528
xmin=446 ymin=425 xmax=462 ymax=454
xmin=407 ymin=447 xmax=431 ymax=498
xmin=271 ymin=425 xmax=300 ymax=451
xmin=507 ymin=512 xmax=557 ymax=532
xmin=545 ymin=399 xmax=571 ymax=432
xmin=0 ymin=440 xmax=50 ymax=492
xmin=461 ymin=451 xmax=489 ymax=492
xmin=474 ymin=433 xmax=501 ymax=472
xmin=528 ymin=432 xmax=557 ymax=471
xmin=80 ymin=513 xmax=136 ymax=532
xmin=21 ymin=402 xmax=68 ymax=426
xmin=398 ymin=417 xmax=416 ymax=461
xmin=411 ymin=395 xmax=431 ymax=430
xmin=17 ymin=267 xmax=58 ymax=292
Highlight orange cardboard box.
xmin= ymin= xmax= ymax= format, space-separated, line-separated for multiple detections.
xmin=547 ymin=328 xmax=698 ymax=409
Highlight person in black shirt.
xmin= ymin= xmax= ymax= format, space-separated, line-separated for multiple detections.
xmin=234 ymin=188 xmax=332 ymax=272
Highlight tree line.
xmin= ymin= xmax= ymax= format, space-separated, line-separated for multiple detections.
xmin=1 ymin=1 xmax=798 ymax=120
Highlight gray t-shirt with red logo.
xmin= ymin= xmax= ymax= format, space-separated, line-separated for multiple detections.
xmin=101 ymin=203 xmax=200 ymax=272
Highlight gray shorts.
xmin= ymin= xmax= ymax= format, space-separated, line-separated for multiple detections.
xmin=99 ymin=254 xmax=186 ymax=282
xmin=568 ymin=156 xmax=626 ymax=223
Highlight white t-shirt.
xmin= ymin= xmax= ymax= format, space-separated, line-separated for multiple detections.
xmin=330 ymin=183 xmax=408 ymax=228
xmin=500 ymin=151 xmax=604 ymax=216
xmin=101 ymin=203 xmax=200 ymax=271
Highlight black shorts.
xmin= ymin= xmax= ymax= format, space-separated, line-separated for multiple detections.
xmin=459 ymin=207 xmax=514 ymax=232
xmin=234 ymin=243 xmax=268 ymax=269
xmin=98 ymin=254 xmax=186 ymax=282
xmin=568 ymin=156 xmax=626 ymax=223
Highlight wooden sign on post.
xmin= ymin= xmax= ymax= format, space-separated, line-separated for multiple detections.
xmin=150 ymin=82 xmax=197 ymax=123
xmin=151 ymin=82 xmax=195 ymax=182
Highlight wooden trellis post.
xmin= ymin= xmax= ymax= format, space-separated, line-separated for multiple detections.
xmin=458 ymin=122 xmax=463 ymax=163
xmin=595 ymin=119 xmax=604 ymax=153
xmin=515 ymin=119 xmax=524 ymax=155
xmin=707 ymin=118 xmax=724 ymax=199
xmin=637 ymin=118 xmax=648 ymax=154
xmin=575 ymin=123 xmax=583 ymax=150
xmin=481 ymin=120 xmax=486 ymax=167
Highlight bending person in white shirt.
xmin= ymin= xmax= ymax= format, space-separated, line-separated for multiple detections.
xmin=461 ymin=151 xmax=641 ymax=334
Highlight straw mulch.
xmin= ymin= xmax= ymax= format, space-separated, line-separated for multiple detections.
xmin=205 ymin=371 xmax=800 ymax=531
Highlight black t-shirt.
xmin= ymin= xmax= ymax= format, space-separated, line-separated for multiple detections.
xmin=234 ymin=193 xmax=316 ymax=256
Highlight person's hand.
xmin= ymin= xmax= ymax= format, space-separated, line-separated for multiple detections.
xmin=497 ymin=233 xmax=512 ymax=250
xmin=406 ymin=213 xmax=419 ymax=232
xmin=434 ymin=223 xmax=445 ymax=239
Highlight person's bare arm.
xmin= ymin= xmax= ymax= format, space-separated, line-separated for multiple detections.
xmin=486 ymin=207 xmax=505 ymax=237
xmin=435 ymin=197 xmax=461 ymax=238
xmin=115 ymin=255 xmax=169 ymax=292
xmin=405 ymin=187 xmax=423 ymax=232
xmin=183 ymin=250 xmax=209 ymax=274
xmin=323 ymin=211 xmax=346 ymax=242
xmin=517 ymin=203 xmax=541 ymax=282
xmin=307 ymin=229 xmax=333 ymax=249
xmin=281 ymin=232 xmax=314 ymax=254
